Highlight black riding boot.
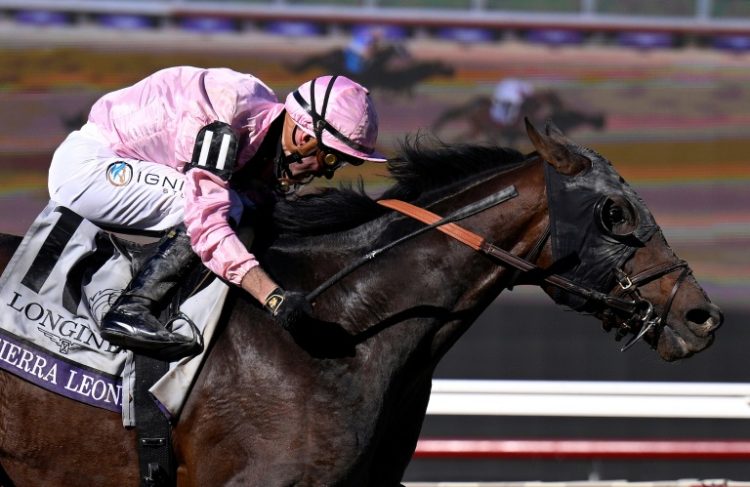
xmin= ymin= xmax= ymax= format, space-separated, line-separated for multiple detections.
xmin=100 ymin=225 xmax=201 ymax=361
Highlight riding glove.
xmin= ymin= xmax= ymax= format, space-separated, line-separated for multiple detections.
xmin=264 ymin=288 xmax=315 ymax=332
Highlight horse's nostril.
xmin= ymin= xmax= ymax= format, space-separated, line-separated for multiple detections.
xmin=686 ymin=308 xmax=709 ymax=325
xmin=685 ymin=304 xmax=723 ymax=334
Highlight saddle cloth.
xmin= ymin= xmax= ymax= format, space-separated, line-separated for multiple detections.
xmin=0 ymin=201 xmax=229 ymax=426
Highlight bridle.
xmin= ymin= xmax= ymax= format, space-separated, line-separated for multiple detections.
xmin=375 ymin=196 xmax=690 ymax=352
xmin=305 ymin=163 xmax=692 ymax=351
xmin=609 ymin=259 xmax=690 ymax=350
xmin=503 ymin=212 xmax=692 ymax=350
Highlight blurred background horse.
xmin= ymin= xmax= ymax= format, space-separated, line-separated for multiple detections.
xmin=432 ymin=79 xmax=606 ymax=146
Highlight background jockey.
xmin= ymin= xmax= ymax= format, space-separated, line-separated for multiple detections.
xmin=344 ymin=28 xmax=382 ymax=74
xmin=489 ymin=78 xmax=535 ymax=126
xmin=343 ymin=26 xmax=412 ymax=76
xmin=47 ymin=67 xmax=386 ymax=361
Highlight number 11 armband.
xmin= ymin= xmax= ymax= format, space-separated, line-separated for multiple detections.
xmin=186 ymin=121 xmax=239 ymax=181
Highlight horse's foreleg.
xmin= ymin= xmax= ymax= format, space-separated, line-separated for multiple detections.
xmin=369 ymin=377 xmax=432 ymax=486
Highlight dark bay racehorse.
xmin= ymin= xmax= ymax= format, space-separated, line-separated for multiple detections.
xmin=0 ymin=121 xmax=722 ymax=486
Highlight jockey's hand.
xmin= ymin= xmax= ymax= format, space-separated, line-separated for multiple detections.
xmin=264 ymin=288 xmax=314 ymax=332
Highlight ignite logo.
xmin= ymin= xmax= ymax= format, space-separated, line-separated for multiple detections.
xmin=105 ymin=161 xmax=133 ymax=187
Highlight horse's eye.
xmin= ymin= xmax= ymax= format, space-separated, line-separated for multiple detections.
xmin=596 ymin=196 xmax=638 ymax=239
xmin=607 ymin=205 xmax=625 ymax=224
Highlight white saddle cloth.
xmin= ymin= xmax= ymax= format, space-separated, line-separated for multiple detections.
xmin=0 ymin=201 xmax=229 ymax=426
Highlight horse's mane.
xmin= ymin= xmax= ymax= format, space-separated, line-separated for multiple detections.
xmin=272 ymin=137 xmax=527 ymax=237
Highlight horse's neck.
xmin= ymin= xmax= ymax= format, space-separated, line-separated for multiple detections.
xmin=381 ymin=163 xmax=545 ymax=351
xmin=279 ymin=162 xmax=546 ymax=364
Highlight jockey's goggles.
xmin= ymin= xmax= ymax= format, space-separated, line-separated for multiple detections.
xmin=316 ymin=141 xmax=366 ymax=179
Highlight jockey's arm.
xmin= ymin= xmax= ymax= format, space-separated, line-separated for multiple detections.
xmin=240 ymin=266 xmax=280 ymax=304
xmin=184 ymin=170 xmax=312 ymax=327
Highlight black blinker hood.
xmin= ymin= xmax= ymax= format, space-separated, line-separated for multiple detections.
xmin=544 ymin=149 xmax=658 ymax=310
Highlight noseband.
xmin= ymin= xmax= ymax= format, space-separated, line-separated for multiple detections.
xmin=610 ymin=259 xmax=691 ymax=351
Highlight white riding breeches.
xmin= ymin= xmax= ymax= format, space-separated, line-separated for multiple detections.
xmin=48 ymin=123 xmax=186 ymax=233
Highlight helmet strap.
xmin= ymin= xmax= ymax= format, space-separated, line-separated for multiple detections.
xmin=274 ymin=116 xmax=320 ymax=194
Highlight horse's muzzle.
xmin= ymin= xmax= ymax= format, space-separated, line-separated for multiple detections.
xmin=656 ymin=302 xmax=723 ymax=361
xmin=684 ymin=302 xmax=724 ymax=337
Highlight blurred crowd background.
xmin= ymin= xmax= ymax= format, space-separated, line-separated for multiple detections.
xmin=1 ymin=0 xmax=750 ymax=481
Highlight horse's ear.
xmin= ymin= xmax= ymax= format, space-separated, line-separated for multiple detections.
xmin=525 ymin=117 xmax=589 ymax=176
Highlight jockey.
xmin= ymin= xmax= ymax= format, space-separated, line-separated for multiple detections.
xmin=489 ymin=78 xmax=535 ymax=126
xmin=47 ymin=66 xmax=386 ymax=361
xmin=343 ymin=28 xmax=382 ymax=74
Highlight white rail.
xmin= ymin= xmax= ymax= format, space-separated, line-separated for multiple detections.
xmin=427 ymin=380 xmax=750 ymax=419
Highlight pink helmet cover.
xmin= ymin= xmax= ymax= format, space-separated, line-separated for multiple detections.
xmin=285 ymin=75 xmax=386 ymax=162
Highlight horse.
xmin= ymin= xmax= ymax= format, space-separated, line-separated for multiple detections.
xmin=0 ymin=120 xmax=722 ymax=486
xmin=432 ymin=91 xmax=606 ymax=146
xmin=285 ymin=45 xmax=455 ymax=96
